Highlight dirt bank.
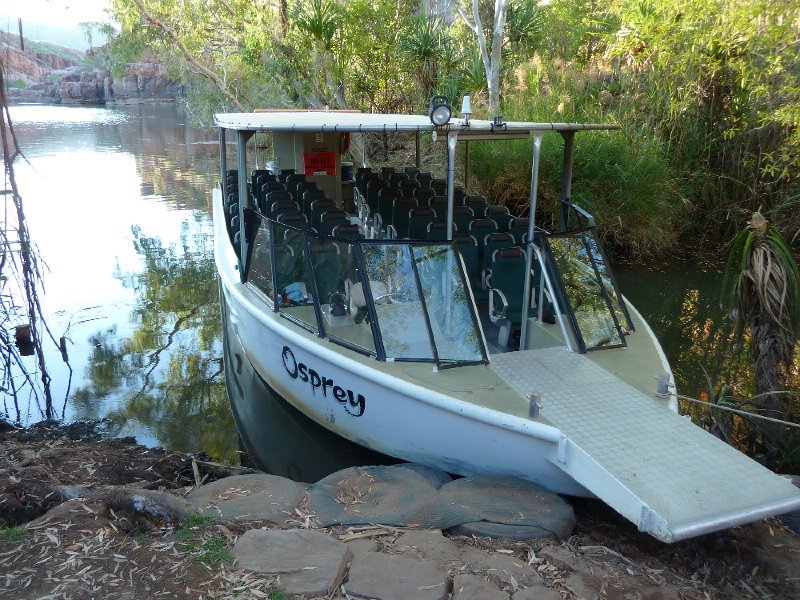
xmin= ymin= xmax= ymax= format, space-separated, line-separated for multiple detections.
xmin=1 ymin=420 xmax=799 ymax=599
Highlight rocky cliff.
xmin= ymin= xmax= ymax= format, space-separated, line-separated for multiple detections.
xmin=3 ymin=34 xmax=182 ymax=105
xmin=1 ymin=31 xmax=81 ymax=86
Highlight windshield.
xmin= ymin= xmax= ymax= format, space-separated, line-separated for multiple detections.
xmin=246 ymin=221 xmax=488 ymax=366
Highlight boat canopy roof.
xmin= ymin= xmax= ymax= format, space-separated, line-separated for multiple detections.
xmin=214 ymin=111 xmax=617 ymax=135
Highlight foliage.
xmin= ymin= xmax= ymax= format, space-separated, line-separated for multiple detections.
xmin=396 ymin=14 xmax=455 ymax=99
xmin=0 ymin=525 xmax=26 ymax=544
xmin=720 ymin=211 xmax=800 ymax=459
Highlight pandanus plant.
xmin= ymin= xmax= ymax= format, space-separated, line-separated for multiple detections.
xmin=721 ymin=211 xmax=800 ymax=454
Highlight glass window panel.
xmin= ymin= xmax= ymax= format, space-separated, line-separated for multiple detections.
xmin=361 ymin=244 xmax=434 ymax=360
xmin=273 ymin=222 xmax=318 ymax=332
xmin=412 ymin=245 xmax=484 ymax=363
xmin=312 ymin=240 xmax=376 ymax=354
xmin=548 ymin=235 xmax=624 ymax=350
xmin=248 ymin=221 xmax=275 ymax=305
xmin=582 ymin=233 xmax=632 ymax=334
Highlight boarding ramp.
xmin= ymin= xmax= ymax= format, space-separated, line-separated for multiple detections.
xmin=490 ymin=347 xmax=800 ymax=542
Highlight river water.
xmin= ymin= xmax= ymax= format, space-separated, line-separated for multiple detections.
xmin=2 ymin=104 xmax=754 ymax=466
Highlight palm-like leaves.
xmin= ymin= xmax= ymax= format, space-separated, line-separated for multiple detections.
xmin=721 ymin=211 xmax=800 ymax=427
xmin=294 ymin=0 xmax=340 ymax=50
xmin=396 ymin=14 xmax=453 ymax=98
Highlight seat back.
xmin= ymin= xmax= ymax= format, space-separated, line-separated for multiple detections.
xmin=399 ymin=178 xmax=420 ymax=198
xmin=508 ymin=217 xmax=530 ymax=242
xmin=428 ymin=195 xmax=447 ymax=213
xmin=391 ymin=197 xmax=418 ymax=238
xmin=367 ymin=178 xmax=389 ymax=215
xmin=464 ymin=194 xmax=489 ymax=217
xmin=452 ymin=206 xmax=475 ymax=235
xmin=452 ymin=185 xmax=466 ymax=206
xmin=377 ymin=187 xmax=400 ymax=224
xmin=407 ymin=207 xmax=437 ymax=240
xmin=319 ymin=209 xmax=349 ymax=237
xmin=416 ymin=172 xmax=433 ymax=188
xmin=285 ymin=173 xmax=306 ymax=201
xmin=311 ymin=199 xmax=337 ymax=229
xmin=426 ymin=220 xmax=456 ymax=240
xmin=389 ymin=171 xmax=409 ymax=189
xmin=453 ymin=234 xmax=480 ymax=293
xmin=380 ymin=166 xmax=396 ymax=181
xmin=332 ymin=224 xmax=363 ymax=240
xmin=404 ymin=166 xmax=421 ymax=180
xmin=414 ymin=187 xmax=436 ymax=207
xmin=469 ymin=218 xmax=499 ymax=266
xmin=431 ymin=178 xmax=447 ymax=195
xmin=490 ymin=247 xmax=529 ymax=324
xmin=270 ymin=199 xmax=301 ymax=219
xmin=302 ymin=189 xmax=327 ymax=217
xmin=483 ymin=232 xmax=516 ymax=272
xmin=485 ymin=205 xmax=514 ymax=231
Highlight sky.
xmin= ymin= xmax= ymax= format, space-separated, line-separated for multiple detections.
xmin=0 ymin=0 xmax=111 ymax=27
xmin=0 ymin=0 xmax=112 ymax=49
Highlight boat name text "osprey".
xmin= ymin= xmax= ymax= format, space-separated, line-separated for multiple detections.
xmin=281 ymin=345 xmax=365 ymax=417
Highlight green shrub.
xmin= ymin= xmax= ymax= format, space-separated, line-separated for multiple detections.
xmin=469 ymin=62 xmax=680 ymax=258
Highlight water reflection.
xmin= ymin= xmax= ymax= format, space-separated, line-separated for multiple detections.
xmin=4 ymin=104 xmax=237 ymax=463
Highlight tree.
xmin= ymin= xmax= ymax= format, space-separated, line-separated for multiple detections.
xmin=721 ymin=211 xmax=800 ymax=453
xmin=457 ymin=0 xmax=510 ymax=116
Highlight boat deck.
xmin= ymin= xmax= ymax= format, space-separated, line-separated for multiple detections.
xmin=490 ymin=347 xmax=800 ymax=541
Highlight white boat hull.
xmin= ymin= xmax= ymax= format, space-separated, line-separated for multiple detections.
xmin=215 ymin=208 xmax=588 ymax=496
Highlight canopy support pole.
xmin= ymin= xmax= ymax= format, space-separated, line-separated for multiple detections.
xmin=237 ymin=131 xmax=249 ymax=275
xmin=519 ymin=132 xmax=542 ymax=349
xmin=446 ymin=132 xmax=458 ymax=240
xmin=464 ymin=141 xmax=470 ymax=192
xmin=219 ymin=127 xmax=227 ymax=198
xmin=559 ymin=131 xmax=575 ymax=231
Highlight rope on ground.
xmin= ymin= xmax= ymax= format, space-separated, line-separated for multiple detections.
xmin=678 ymin=394 xmax=800 ymax=429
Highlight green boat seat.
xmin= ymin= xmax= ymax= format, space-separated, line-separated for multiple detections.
xmin=377 ymin=187 xmax=400 ymax=224
xmin=416 ymin=172 xmax=433 ymax=188
xmin=431 ymin=178 xmax=447 ymax=195
xmin=389 ymin=171 xmax=409 ymax=189
xmin=482 ymin=232 xmax=517 ymax=286
xmin=453 ymin=234 xmax=481 ymax=297
xmin=311 ymin=199 xmax=337 ymax=230
xmin=485 ymin=205 xmax=515 ymax=231
xmin=407 ymin=207 xmax=437 ymax=240
xmin=488 ymin=246 xmax=534 ymax=347
xmin=469 ymin=218 xmax=499 ymax=268
xmin=426 ymin=219 xmax=457 ymax=240
xmin=399 ymin=178 xmax=420 ymax=198
xmin=320 ymin=209 xmax=350 ymax=237
xmin=390 ymin=197 xmax=418 ymax=238
xmin=413 ymin=187 xmax=436 ymax=207
xmin=269 ymin=199 xmax=301 ymax=219
xmin=404 ymin=166 xmax=421 ymax=180
xmin=452 ymin=206 xmax=475 ymax=235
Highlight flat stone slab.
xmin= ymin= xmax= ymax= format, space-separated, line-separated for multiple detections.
xmin=452 ymin=573 xmax=508 ymax=600
xmin=394 ymin=529 xmax=542 ymax=590
xmin=185 ymin=473 xmax=307 ymax=523
xmin=232 ymin=529 xmax=349 ymax=596
xmin=345 ymin=551 xmax=447 ymax=600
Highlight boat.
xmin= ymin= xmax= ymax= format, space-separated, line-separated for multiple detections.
xmin=213 ymin=107 xmax=800 ymax=543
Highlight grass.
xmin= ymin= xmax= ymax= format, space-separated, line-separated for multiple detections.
xmin=174 ymin=514 xmax=232 ymax=564
xmin=0 ymin=525 xmax=26 ymax=544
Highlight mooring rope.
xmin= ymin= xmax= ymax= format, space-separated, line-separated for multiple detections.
xmin=678 ymin=394 xmax=800 ymax=429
